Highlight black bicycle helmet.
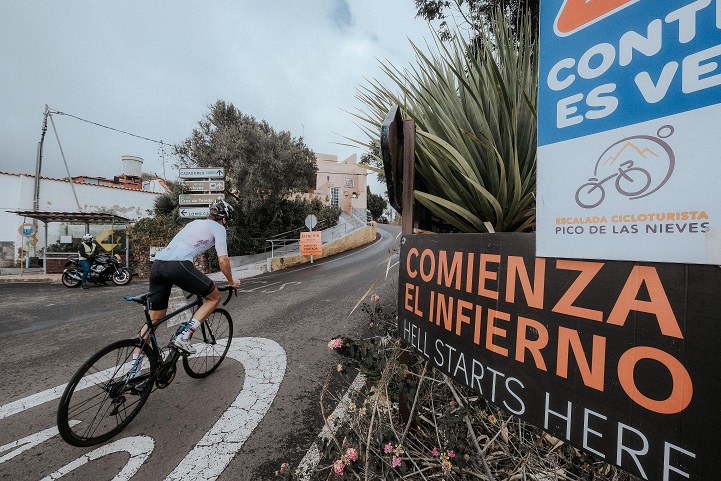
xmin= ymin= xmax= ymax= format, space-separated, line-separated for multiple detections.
xmin=209 ymin=197 xmax=234 ymax=223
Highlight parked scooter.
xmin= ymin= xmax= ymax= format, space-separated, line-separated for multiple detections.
xmin=61 ymin=253 xmax=132 ymax=288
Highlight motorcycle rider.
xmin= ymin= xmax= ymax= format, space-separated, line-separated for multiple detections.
xmin=77 ymin=233 xmax=103 ymax=289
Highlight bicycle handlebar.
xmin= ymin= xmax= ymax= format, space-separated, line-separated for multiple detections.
xmin=218 ymin=285 xmax=237 ymax=306
xmin=182 ymin=285 xmax=237 ymax=305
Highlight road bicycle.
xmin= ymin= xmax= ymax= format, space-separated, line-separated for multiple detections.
xmin=575 ymin=160 xmax=652 ymax=209
xmin=56 ymin=285 xmax=237 ymax=447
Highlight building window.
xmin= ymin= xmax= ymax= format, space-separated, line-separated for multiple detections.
xmin=344 ymin=178 xmax=354 ymax=188
xmin=330 ymin=187 xmax=340 ymax=207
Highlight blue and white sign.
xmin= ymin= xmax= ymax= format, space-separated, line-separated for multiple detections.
xmin=537 ymin=0 xmax=721 ymax=265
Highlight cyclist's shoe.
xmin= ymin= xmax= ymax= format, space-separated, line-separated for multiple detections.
xmin=81 ymin=283 xmax=89 ymax=289
xmin=172 ymin=337 xmax=197 ymax=355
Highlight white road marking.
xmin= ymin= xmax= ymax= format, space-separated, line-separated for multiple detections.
xmin=38 ymin=436 xmax=154 ymax=481
xmin=0 ymin=423 xmax=77 ymax=463
xmin=295 ymin=373 xmax=366 ymax=480
xmin=0 ymin=337 xmax=287 ymax=481
xmin=262 ymin=281 xmax=301 ymax=293
xmin=165 ymin=337 xmax=286 ymax=480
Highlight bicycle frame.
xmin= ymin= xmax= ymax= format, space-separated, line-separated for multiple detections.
xmin=129 ymin=286 xmax=237 ymax=360
xmin=141 ymin=296 xmax=203 ymax=359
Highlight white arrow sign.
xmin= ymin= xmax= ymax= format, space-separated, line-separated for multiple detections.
xmin=179 ymin=168 xmax=225 ymax=179
xmin=179 ymin=207 xmax=210 ymax=218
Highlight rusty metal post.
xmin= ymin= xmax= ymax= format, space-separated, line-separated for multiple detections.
xmin=401 ymin=119 xmax=416 ymax=234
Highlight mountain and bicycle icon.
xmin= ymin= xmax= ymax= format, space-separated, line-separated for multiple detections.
xmin=575 ymin=125 xmax=675 ymax=209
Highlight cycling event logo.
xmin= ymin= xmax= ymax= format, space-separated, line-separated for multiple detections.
xmin=554 ymin=0 xmax=640 ymax=36
xmin=575 ymin=125 xmax=675 ymax=209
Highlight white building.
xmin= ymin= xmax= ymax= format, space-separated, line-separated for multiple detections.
xmin=0 ymin=156 xmax=167 ymax=268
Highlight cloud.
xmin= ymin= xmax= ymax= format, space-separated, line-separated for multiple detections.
xmin=0 ymin=1 xmax=434 ymax=195
xmin=331 ymin=0 xmax=354 ymax=30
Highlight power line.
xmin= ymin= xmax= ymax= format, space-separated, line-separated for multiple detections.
xmin=48 ymin=108 xmax=165 ymax=145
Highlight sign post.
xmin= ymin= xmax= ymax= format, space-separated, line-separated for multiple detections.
xmin=302 ymin=214 xmax=319 ymax=263
xmin=536 ymin=1 xmax=721 ymax=265
xmin=178 ymin=168 xmax=226 ymax=219
xmin=300 ymin=232 xmax=322 ymax=260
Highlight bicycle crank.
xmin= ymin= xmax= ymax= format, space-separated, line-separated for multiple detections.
xmin=155 ymin=364 xmax=176 ymax=388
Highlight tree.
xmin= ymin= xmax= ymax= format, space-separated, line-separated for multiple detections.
xmin=174 ymin=100 xmax=317 ymax=214
xmin=414 ymin=0 xmax=539 ymax=42
xmin=367 ymin=187 xmax=387 ymax=221
xmin=173 ymin=101 xmax=320 ymax=253
xmin=359 ymin=139 xmax=384 ymax=184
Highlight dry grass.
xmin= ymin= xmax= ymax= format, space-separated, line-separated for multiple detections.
xmin=285 ymin=303 xmax=640 ymax=481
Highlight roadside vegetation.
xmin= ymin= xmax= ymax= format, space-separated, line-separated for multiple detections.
xmin=128 ymin=101 xmax=341 ymax=276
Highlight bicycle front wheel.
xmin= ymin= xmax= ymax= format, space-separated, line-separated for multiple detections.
xmin=182 ymin=308 xmax=233 ymax=378
xmin=57 ymin=339 xmax=157 ymax=447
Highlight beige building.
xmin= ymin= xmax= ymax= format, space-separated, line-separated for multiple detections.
xmin=312 ymin=153 xmax=368 ymax=220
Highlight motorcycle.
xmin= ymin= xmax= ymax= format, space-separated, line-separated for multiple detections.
xmin=61 ymin=253 xmax=132 ymax=288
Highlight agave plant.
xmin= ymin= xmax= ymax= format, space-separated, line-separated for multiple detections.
xmin=353 ymin=9 xmax=537 ymax=233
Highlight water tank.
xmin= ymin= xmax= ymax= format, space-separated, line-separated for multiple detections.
xmin=122 ymin=155 xmax=143 ymax=177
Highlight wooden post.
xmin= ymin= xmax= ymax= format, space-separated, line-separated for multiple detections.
xmin=401 ymin=119 xmax=416 ymax=234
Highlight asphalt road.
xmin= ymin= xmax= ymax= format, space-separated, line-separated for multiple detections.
xmin=0 ymin=224 xmax=401 ymax=481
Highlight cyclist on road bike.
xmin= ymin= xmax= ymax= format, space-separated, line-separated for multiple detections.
xmin=128 ymin=197 xmax=241 ymax=377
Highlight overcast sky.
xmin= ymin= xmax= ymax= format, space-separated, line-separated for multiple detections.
xmin=0 ymin=1 xmax=435 ymax=194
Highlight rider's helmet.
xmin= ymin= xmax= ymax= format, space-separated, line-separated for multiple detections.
xmin=82 ymin=233 xmax=94 ymax=242
xmin=209 ymin=197 xmax=234 ymax=224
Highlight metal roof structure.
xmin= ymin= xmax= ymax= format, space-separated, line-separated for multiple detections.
xmin=9 ymin=210 xmax=132 ymax=273
xmin=9 ymin=211 xmax=131 ymax=224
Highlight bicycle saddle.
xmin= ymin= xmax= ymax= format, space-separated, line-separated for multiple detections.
xmin=125 ymin=292 xmax=153 ymax=304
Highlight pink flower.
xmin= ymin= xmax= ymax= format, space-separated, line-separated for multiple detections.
xmin=431 ymin=447 xmax=439 ymax=457
xmin=384 ymin=443 xmax=393 ymax=454
xmin=447 ymin=450 xmax=456 ymax=458
xmin=333 ymin=459 xmax=345 ymax=475
xmin=327 ymin=338 xmax=343 ymax=349
xmin=345 ymin=447 xmax=358 ymax=462
xmin=370 ymin=294 xmax=380 ymax=302
xmin=392 ymin=456 xmax=402 ymax=468
xmin=450 ymin=400 xmax=455 ymax=407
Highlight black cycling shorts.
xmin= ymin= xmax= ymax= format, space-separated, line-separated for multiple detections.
xmin=148 ymin=260 xmax=215 ymax=310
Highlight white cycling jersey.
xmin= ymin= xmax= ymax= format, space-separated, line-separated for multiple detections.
xmin=154 ymin=219 xmax=228 ymax=262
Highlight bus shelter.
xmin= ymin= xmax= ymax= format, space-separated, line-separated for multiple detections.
xmin=9 ymin=211 xmax=131 ymax=274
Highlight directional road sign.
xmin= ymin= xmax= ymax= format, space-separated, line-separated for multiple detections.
xmin=179 ymin=168 xmax=225 ymax=179
xmin=179 ymin=207 xmax=210 ymax=218
xmin=179 ymin=194 xmax=224 ymax=206
xmin=182 ymin=180 xmax=225 ymax=192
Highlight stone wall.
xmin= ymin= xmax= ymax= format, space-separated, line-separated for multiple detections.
xmin=270 ymin=223 xmax=377 ymax=271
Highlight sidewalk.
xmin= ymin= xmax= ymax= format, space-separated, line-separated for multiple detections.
xmin=0 ymin=271 xmax=63 ymax=284
xmin=0 ymin=257 xmax=269 ymax=285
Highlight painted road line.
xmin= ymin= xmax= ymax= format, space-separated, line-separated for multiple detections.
xmin=39 ymin=436 xmax=155 ymax=481
xmin=164 ymin=337 xmax=286 ymax=480
xmin=295 ymin=373 xmax=366 ymax=480
xmin=0 ymin=337 xmax=287 ymax=481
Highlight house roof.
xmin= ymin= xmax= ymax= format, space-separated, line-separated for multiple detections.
xmin=8 ymin=210 xmax=131 ymax=224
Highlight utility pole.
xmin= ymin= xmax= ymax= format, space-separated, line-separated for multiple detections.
xmin=33 ymin=105 xmax=49 ymax=212
xmin=28 ymin=104 xmax=50 ymax=262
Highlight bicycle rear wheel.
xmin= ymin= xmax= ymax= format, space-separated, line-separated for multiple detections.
xmin=57 ymin=339 xmax=157 ymax=447
xmin=182 ymin=308 xmax=233 ymax=378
